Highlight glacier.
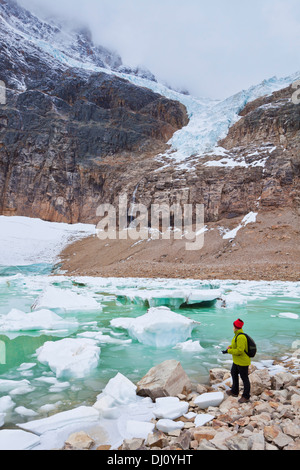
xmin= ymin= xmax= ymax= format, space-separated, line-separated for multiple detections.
xmin=1 ymin=0 xmax=300 ymax=172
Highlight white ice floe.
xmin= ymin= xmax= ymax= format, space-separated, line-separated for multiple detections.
xmin=0 ymin=379 xmax=35 ymax=396
xmin=278 ymin=312 xmax=299 ymax=320
xmin=153 ymin=397 xmax=189 ymax=420
xmin=125 ymin=420 xmax=155 ymax=440
xmin=93 ymin=372 xmax=138 ymax=418
xmin=92 ymin=373 xmax=157 ymax=447
xmin=110 ymin=306 xmax=199 ymax=348
xmin=156 ymin=419 xmax=185 ymax=433
xmin=15 ymin=406 xmax=38 ymax=418
xmin=78 ymin=331 xmax=132 ymax=345
xmin=36 ymin=338 xmax=101 ymax=379
xmin=194 ymin=392 xmax=224 ymax=409
xmin=31 ymin=286 xmax=101 ymax=312
xmin=194 ymin=414 xmax=215 ymax=427
xmin=0 ymin=429 xmax=40 ymax=450
xmin=117 ymin=288 xmax=222 ymax=309
xmin=18 ymin=406 xmax=99 ymax=435
xmin=0 ymin=308 xmax=79 ymax=333
xmin=0 ymin=216 xmax=96 ymax=266
xmin=173 ymin=340 xmax=204 ymax=352
xmin=0 ymin=396 xmax=15 ymax=424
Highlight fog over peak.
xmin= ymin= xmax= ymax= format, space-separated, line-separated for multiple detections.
xmin=18 ymin=0 xmax=300 ymax=99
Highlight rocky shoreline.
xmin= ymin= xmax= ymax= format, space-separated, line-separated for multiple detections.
xmin=61 ymin=351 xmax=300 ymax=451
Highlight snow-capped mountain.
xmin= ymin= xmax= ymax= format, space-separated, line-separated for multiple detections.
xmin=0 ymin=0 xmax=299 ymax=228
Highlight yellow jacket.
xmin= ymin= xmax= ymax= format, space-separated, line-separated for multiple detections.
xmin=227 ymin=329 xmax=251 ymax=366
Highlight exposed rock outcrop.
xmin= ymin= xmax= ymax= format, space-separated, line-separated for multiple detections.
xmin=0 ymin=0 xmax=188 ymax=223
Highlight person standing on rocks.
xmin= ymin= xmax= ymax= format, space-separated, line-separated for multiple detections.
xmin=223 ymin=319 xmax=251 ymax=403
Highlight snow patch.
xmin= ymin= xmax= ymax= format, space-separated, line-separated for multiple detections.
xmin=0 ymin=216 xmax=96 ymax=266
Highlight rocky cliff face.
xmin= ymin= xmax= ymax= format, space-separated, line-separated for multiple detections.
xmin=0 ymin=0 xmax=188 ymax=223
xmin=0 ymin=0 xmax=299 ymax=228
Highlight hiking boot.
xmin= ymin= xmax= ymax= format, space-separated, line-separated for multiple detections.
xmin=226 ymin=390 xmax=238 ymax=397
xmin=238 ymin=397 xmax=250 ymax=404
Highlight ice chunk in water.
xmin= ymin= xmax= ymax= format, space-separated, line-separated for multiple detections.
xmin=93 ymin=373 xmax=138 ymax=418
xmin=110 ymin=306 xmax=199 ymax=348
xmin=32 ymin=286 xmax=101 ymax=312
xmin=36 ymin=338 xmax=100 ymax=379
xmin=0 ymin=308 xmax=78 ymax=333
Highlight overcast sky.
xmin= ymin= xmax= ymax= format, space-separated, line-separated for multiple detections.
xmin=19 ymin=0 xmax=300 ymax=99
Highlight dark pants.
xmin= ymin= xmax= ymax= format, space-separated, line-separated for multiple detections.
xmin=231 ymin=363 xmax=251 ymax=399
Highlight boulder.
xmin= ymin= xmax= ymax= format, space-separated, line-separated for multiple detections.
xmin=249 ymin=369 xmax=271 ymax=395
xmin=271 ymin=371 xmax=297 ymax=390
xmin=209 ymin=368 xmax=230 ymax=384
xmin=136 ymin=360 xmax=191 ymax=400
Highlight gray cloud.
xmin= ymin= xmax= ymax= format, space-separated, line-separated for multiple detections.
xmin=18 ymin=0 xmax=300 ymax=99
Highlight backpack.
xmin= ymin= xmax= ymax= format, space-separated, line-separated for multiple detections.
xmin=236 ymin=333 xmax=257 ymax=358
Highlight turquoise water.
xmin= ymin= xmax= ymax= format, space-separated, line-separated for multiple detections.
xmin=0 ymin=264 xmax=299 ymax=428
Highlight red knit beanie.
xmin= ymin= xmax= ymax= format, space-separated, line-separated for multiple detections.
xmin=233 ymin=319 xmax=244 ymax=329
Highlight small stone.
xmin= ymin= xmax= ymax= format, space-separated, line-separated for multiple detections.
xmin=193 ymin=428 xmax=217 ymax=443
xmin=96 ymin=445 xmax=111 ymax=450
xmin=273 ymin=432 xmax=294 ymax=449
xmin=122 ymin=438 xmax=145 ymax=450
xmin=64 ymin=431 xmax=95 ymax=450
xmin=146 ymin=432 xmax=169 ymax=449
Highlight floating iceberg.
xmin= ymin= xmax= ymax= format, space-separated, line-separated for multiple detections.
xmin=110 ymin=306 xmax=199 ymax=348
xmin=0 ymin=395 xmax=15 ymax=425
xmin=36 ymin=338 xmax=101 ymax=379
xmin=78 ymin=331 xmax=132 ymax=345
xmin=116 ymin=288 xmax=222 ymax=309
xmin=0 ymin=308 xmax=79 ymax=333
xmin=278 ymin=312 xmax=299 ymax=320
xmin=32 ymin=286 xmax=101 ymax=312
xmin=173 ymin=340 xmax=204 ymax=352
xmin=0 ymin=379 xmax=35 ymax=396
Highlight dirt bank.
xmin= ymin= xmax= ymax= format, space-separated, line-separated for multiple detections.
xmin=58 ymin=208 xmax=300 ymax=282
